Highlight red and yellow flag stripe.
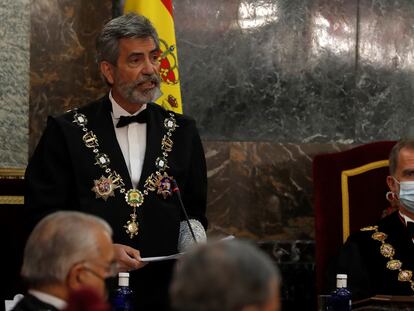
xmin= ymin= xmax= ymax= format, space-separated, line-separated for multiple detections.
xmin=123 ymin=0 xmax=183 ymax=113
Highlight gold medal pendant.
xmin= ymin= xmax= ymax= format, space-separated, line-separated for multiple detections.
xmin=123 ymin=190 xmax=143 ymax=239
xmin=124 ymin=212 xmax=139 ymax=239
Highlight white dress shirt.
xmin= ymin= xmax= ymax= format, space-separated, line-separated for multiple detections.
xmin=109 ymin=91 xmax=147 ymax=188
xmin=399 ymin=211 xmax=414 ymax=243
xmin=29 ymin=289 xmax=67 ymax=310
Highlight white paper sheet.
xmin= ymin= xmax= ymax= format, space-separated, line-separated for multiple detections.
xmin=140 ymin=235 xmax=235 ymax=262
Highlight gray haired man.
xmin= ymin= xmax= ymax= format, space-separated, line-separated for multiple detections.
xmin=170 ymin=239 xmax=281 ymax=311
xmin=12 ymin=211 xmax=115 ymax=311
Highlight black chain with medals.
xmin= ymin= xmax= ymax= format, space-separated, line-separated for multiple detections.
xmin=72 ymin=109 xmax=179 ymax=238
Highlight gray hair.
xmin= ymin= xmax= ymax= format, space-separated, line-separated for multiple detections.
xmin=96 ymin=13 xmax=160 ymax=65
xmin=21 ymin=211 xmax=112 ymax=287
xmin=389 ymin=139 xmax=414 ymax=175
xmin=170 ymin=239 xmax=281 ymax=311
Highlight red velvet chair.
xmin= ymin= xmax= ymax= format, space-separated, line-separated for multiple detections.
xmin=313 ymin=141 xmax=396 ymax=293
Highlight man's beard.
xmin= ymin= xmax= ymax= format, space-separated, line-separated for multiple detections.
xmin=116 ymin=73 xmax=161 ymax=105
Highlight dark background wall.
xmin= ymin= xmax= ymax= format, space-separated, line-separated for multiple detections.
xmin=27 ymin=0 xmax=414 ymax=308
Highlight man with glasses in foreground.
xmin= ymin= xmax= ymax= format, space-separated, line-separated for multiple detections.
xmin=12 ymin=211 xmax=116 ymax=311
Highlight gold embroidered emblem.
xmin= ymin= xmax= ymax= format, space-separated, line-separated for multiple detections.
xmin=360 ymin=225 xmax=378 ymax=231
xmin=386 ymin=260 xmax=402 ymax=270
xmin=398 ymin=270 xmax=413 ymax=282
xmin=380 ymin=243 xmax=395 ymax=258
xmin=82 ymin=131 xmax=99 ymax=148
xmin=372 ymin=231 xmax=387 ymax=241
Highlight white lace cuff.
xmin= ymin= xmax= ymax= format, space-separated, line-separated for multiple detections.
xmin=178 ymin=219 xmax=207 ymax=252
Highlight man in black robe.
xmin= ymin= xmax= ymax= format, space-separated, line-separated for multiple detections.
xmin=24 ymin=13 xmax=208 ymax=311
xmin=337 ymin=139 xmax=414 ymax=300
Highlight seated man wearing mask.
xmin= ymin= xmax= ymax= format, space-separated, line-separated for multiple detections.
xmin=336 ymin=139 xmax=414 ymax=300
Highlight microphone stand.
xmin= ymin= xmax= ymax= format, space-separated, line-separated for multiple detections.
xmin=172 ymin=179 xmax=198 ymax=244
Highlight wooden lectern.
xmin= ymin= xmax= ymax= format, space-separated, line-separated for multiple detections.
xmin=353 ymin=295 xmax=414 ymax=310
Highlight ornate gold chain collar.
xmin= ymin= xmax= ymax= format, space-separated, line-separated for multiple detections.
xmin=361 ymin=225 xmax=414 ymax=292
xmin=72 ymin=109 xmax=178 ymax=239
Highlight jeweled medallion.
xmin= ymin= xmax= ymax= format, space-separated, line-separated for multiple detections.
xmin=95 ymin=153 xmax=110 ymax=168
xmin=164 ymin=117 xmax=178 ymax=131
xmin=73 ymin=112 xmax=87 ymax=126
xmin=155 ymin=157 xmax=168 ymax=170
xmin=380 ymin=243 xmax=395 ymax=258
xmin=372 ymin=231 xmax=387 ymax=241
xmin=124 ymin=213 xmax=139 ymax=239
xmin=92 ymin=176 xmax=116 ymax=201
xmin=156 ymin=172 xmax=174 ymax=199
xmin=360 ymin=225 xmax=378 ymax=231
xmin=398 ymin=270 xmax=413 ymax=282
xmin=125 ymin=189 xmax=144 ymax=207
xmin=387 ymin=259 xmax=402 ymax=270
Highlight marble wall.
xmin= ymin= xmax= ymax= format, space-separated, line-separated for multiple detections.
xmin=176 ymin=0 xmax=414 ymax=143
xmin=0 ymin=0 xmax=30 ymax=167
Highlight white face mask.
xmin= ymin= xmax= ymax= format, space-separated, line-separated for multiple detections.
xmin=394 ymin=177 xmax=414 ymax=213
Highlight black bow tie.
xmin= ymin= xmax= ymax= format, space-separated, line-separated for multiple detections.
xmin=116 ymin=110 xmax=148 ymax=128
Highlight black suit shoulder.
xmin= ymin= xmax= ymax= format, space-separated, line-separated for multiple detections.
xmin=12 ymin=294 xmax=58 ymax=311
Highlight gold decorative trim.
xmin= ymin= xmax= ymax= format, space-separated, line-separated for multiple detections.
xmin=341 ymin=160 xmax=389 ymax=242
xmin=0 ymin=168 xmax=25 ymax=179
xmin=0 ymin=196 xmax=24 ymax=205
xmin=368 ymin=226 xmax=414 ymax=292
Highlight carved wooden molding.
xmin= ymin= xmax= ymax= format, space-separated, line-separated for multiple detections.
xmin=0 ymin=196 xmax=24 ymax=205
xmin=0 ymin=168 xmax=25 ymax=179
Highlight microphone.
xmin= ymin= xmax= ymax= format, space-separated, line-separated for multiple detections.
xmin=172 ymin=179 xmax=198 ymax=244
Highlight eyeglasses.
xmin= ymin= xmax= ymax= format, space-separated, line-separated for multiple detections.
xmin=81 ymin=259 xmax=118 ymax=280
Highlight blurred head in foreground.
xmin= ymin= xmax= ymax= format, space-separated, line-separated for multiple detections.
xmin=21 ymin=211 xmax=115 ymax=301
xmin=170 ymin=239 xmax=281 ymax=311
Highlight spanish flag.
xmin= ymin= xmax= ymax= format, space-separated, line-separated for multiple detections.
xmin=123 ymin=0 xmax=183 ymax=113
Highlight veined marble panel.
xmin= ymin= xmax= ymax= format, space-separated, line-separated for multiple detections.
xmin=204 ymin=141 xmax=352 ymax=240
xmin=355 ymin=0 xmax=414 ymax=141
xmin=174 ymin=0 xmax=414 ymax=143
xmin=175 ymin=0 xmax=358 ymax=143
xmin=0 ymin=0 xmax=30 ymax=167
xmin=29 ymin=0 xmax=111 ymax=154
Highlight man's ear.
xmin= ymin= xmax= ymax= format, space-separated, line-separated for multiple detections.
xmin=67 ymin=263 xmax=84 ymax=291
xmin=387 ymin=175 xmax=398 ymax=193
xmin=100 ymin=61 xmax=115 ymax=85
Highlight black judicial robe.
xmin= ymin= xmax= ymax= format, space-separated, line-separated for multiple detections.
xmin=24 ymin=95 xmax=208 ymax=310
xmin=337 ymin=211 xmax=414 ymax=300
